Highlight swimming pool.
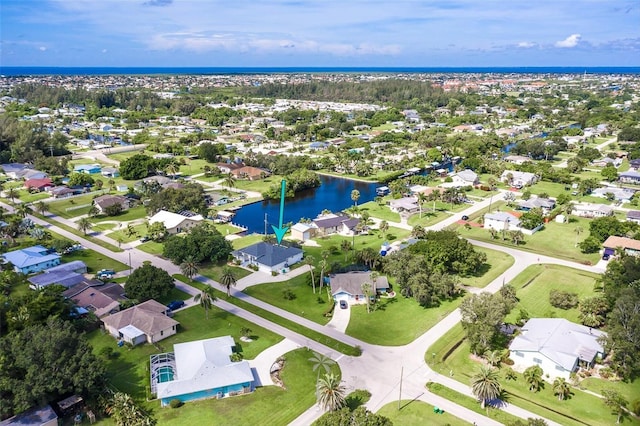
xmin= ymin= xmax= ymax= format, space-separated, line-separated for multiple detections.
xmin=156 ymin=366 xmax=174 ymax=383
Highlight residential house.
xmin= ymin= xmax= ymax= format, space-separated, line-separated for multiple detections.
xmin=24 ymin=177 xmax=53 ymax=192
xmin=0 ymin=404 xmax=58 ymax=426
xmin=28 ymin=270 xmax=85 ymax=290
xmin=101 ymin=167 xmax=120 ymax=178
xmin=73 ymin=164 xmax=102 ymax=174
xmin=591 ymin=157 xmax=621 ymax=168
xmin=500 ymin=170 xmax=537 ymax=187
xmin=570 ymin=203 xmax=614 ymax=218
xmin=311 ymin=214 xmax=361 ymax=236
xmin=153 ymin=336 xmax=254 ymax=406
xmin=629 ymin=159 xmax=640 ymax=171
xmin=504 ymin=155 xmax=531 ymax=165
xmin=148 ymin=210 xmax=204 ymax=234
xmin=231 ymin=242 xmax=303 ymax=274
xmin=388 ymin=197 xmax=419 ymax=214
xmin=618 ymin=170 xmax=640 ymax=184
xmin=517 ymin=197 xmax=556 ymax=215
xmin=50 ymin=186 xmax=78 ymax=198
xmin=63 ymin=281 xmax=126 ymax=318
xmin=232 ymin=166 xmax=270 ymax=181
xmin=102 ymin=300 xmax=179 ymax=345
xmin=17 ymin=169 xmax=48 ymax=181
xmin=216 ymin=162 xmax=244 ymax=174
xmin=2 ymin=245 xmax=61 ymax=274
xmin=93 ymin=194 xmax=130 ymax=214
xmin=309 ymin=141 xmax=329 ymax=150
xmin=626 ymin=210 xmax=640 ymax=224
xmin=290 ymin=222 xmax=315 ymax=241
xmin=330 ymin=271 xmax=390 ymax=305
xmin=447 ymin=169 xmax=479 ymax=187
xmin=483 ymin=212 xmax=522 ymax=232
xmin=509 ymin=318 xmax=607 ymax=380
xmin=46 ymin=260 xmax=88 ymax=274
xmin=591 ymin=187 xmax=634 ymax=203
xmin=1 ymin=163 xmax=31 ymax=180
xmin=602 ymin=235 xmax=640 ymax=257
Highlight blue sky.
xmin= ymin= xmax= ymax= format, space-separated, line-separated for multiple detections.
xmin=1 ymin=0 xmax=639 ymax=67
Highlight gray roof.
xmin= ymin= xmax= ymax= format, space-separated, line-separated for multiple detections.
xmin=45 ymin=260 xmax=87 ymax=273
xmin=627 ymin=210 xmax=640 ymax=220
xmin=620 ymin=170 xmax=640 ymax=179
xmin=518 ymin=197 xmax=556 ymax=210
xmin=313 ymin=214 xmax=352 ymax=229
xmin=28 ymin=271 xmax=85 ymax=289
xmin=0 ymin=404 xmax=57 ymax=426
xmin=232 ymin=242 xmax=303 ymax=267
xmin=509 ymin=318 xmax=606 ymax=370
xmin=330 ymin=271 xmax=389 ymax=296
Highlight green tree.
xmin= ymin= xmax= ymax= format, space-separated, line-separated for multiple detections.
xmin=103 ymin=391 xmax=157 ymax=426
xmin=340 ymin=239 xmax=352 ymax=262
xmin=67 ymin=172 xmax=95 ymax=187
xmin=147 ymin=221 xmax=167 ymax=241
xmin=88 ymin=205 xmax=100 ymax=217
xmin=601 ymin=164 xmax=618 ymax=182
xmin=578 ymin=294 xmax=609 ymax=328
xmin=317 ymin=372 xmax=346 ymax=412
xmin=15 ymin=203 xmax=32 ymax=219
xmin=219 ymin=266 xmax=238 ymax=296
xmin=602 ymin=389 xmax=628 ymax=424
xmin=125 ymin=263 xmax=175 ymax=302
xmin=194 ymin=286 xmax=217 ymax=320
xmin=471 ymin=365 xmax=502 ymax=413
xmin=350 ymin=189 xmax=360 ymax=208
xmin=552 ymin=377 xmax=571 ymax=401
xmin=604 ymin=289 xmax=640 ymax=379
xmin=313 ymin=406 xmax=392 ymax=426
xmin=224 ymin=172 xmax=236 ymax=189
xmin=76 ymin=217 xmax=93 ymax=235
xmin=163 ymin=223 xmax=232 ymax=264
xmin=309 ymin=352 xmax=336 ymax=403
xmin=179 ymin=256 xmax=199 ymax=280
xmin=523 ymin=365 xmax=544 ymax=392
xmin=460 ymin=292 xmax=509 ymax=354
xmin=305 ymin=255 xmax=316 ymax=294
xmin=34 ymin=201 xmax=47 ymax=216
xmin=378 ymin=220 xmax=389 ymax=240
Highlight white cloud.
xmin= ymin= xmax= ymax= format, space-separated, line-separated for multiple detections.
xmin=101 ymin=49 xmax=108 ymax=53
xmin=39 ymin=46 xmax=47 ymax=51
xmin=518 ymin=41 xmax=536 ymax=48
xmin=555 ymin=34 xmax=581 ymax=48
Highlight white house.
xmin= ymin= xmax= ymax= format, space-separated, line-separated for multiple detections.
xmin=148 ymin=210 xmax=204 ymax=234
xmin=231 ymin=242 xmax=303 ymax=274
xmin=445 ymin=169 xmax=478 ymax=187
xmin=570 ymin=203 xmax=614 ymax=218
xmin=500 ymin=170 xmax=537 ymax=187
xmin=388 ymin=197 xmax=419 ymax=213
xmin=509 ymin=318 xmax=607 ymax=380
xmin=483 ymin=212 xmax=522 ymax=232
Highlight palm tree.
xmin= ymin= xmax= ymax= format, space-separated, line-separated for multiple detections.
xmin=15 ymin=203 xmax=32 ymax=218
xmin=417 ymin=192 xmax=427 ymax=218
xmin=318 ymin=258 xmax=328 ymax=293
xmin=309 ymin=352 xmax=336 ymax=403
xmin=224 ymin=172 xmax=236 ymax=189
xmin=165 ymin=162 xmax=179 ymax=179
xmin=523 ymin=365 xmax=544 ymax=392
xmin=35 ymin=201 xmax=47 ymax=216
xmin=180 ymin=256 xmax=199 ymax=280
xmin=361 ymin=282 xmax=373 ymax=313
xmin=219 ymin=266 xmax=238 ymax=296
xmin=484 ymin=350 xmax=502 ymax=367
xmin=304 ymin=255 xmax=316 ymax=293
xmin=471 ymin=365 xmax=502 ymax=414
xmin=574 ymin=226 xmax=583 ymax=247
xmin=350 ymin=189 xmax=360 ymax=208
xmin=316 ymin=372 xmax=346 ymax=412
xmin=6 ymin=187 xmax=18 ymax=204
xmin=194 ymin=286 xmax=217 ymax=320
xmin=340 ymin=239 xmax=351 ymax=262
xmin=88 ymin=205 xmax=100 ymax=217
xmin=76 ymin=217 xmax=93 ymax=235
xmin=378 ymin=220 xmax=389 ymax=240
xmin=553 ymin=377 xmax=571 ymax=401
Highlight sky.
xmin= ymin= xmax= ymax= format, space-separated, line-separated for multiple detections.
xmin=1 ymin=0 xmax=639 ymax=68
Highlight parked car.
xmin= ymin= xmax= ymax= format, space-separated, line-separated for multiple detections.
xmin=602 ymin=253 xmax=610 ymax=261
xmin=140 ymin=236 xmax=150 ymax=243
xmin=339 ymin=300 xmax=348 ymax=309
xmin=167 ymin=300 xmax=185 ymax=311
xmin=96 ymin=269 xmax=115 ymax=279
xmin=461 ymin=215 xmax=469 ymax=221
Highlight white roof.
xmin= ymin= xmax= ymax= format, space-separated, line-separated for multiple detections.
xmin=149 ymin=210 xmax=203 ymax=229
xmin=119 ymin=325 xmax=145 ymax=339
xmin=156 ymin=336 xmax=253 ymax=399
xmin=292 ymin=222 xmax=313 ymax=232
xmin=217 ymin=211 xmax=234 ymax=218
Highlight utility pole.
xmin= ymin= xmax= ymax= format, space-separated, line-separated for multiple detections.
xmin=398 ymin=366 xmax=403 ymax=410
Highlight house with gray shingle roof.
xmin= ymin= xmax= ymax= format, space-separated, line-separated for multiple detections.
xmin=231 ymin=242 xmax=303 ymax=274
xmin=1 ymin=245 xmax=61 ymax=274
xmin=509 ymin=318 xmax=606 ymax=380
xmin=330 ymin=271 xmax=390 ymax=305
xmin=101 ymin=300 xmax=179 ymax=345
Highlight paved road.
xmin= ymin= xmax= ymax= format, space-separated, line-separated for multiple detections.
xmin=3 ymin=199 xmax=592 ymax=426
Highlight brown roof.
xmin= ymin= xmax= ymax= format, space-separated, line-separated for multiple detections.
xmin=94 ymin=194 xmax=128 ymax=210
xmin=603 ymin=235 xmax=640 ymax=251
xmin=101 ymin=299 xmax=178 ymax=334
xmin=64 ymin=281 xmax=126 ymax=318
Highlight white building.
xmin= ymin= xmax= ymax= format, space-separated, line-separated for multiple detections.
xmin=500 ymin=170 xmax=537 ymax=187
xmin=509 ymin=318 xmax=607 ymax=380
xmin=483 ymin=212 xmax=522 ymax=232
xmin=570 ymin=203 xmax=614 ymax=218
xmin=148 ymin=210 xmax=204 ymax=234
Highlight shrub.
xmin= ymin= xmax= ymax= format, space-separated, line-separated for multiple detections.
xmin=99 ymin=346 xmax=114 ymax=359
xmin=230 ymin=352 xmax=243 ymax=362
xmin=599 ymin=367 xmax=613 ymax=379
xmin=282 ymin=289 xmax=296 ymax=300
xmin=631 ymin=399 xmax=640 ymax=416
xmin=549 ymin=289 xmax=579 ymax=310
xmin=169 ymin=399 xmax=183 ymax=408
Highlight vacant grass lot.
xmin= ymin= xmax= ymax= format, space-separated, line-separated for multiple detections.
xmin=87 ymin=206 xmax=148 ymax=224
xmin=377 ymin=399 xmax=467 ymax=426
xmin=46 ymin=193 xmax=105 ymax=219
xmin=198 ymin=262 xmax=252 ymax=282
xmin=456 ymin=215 xmax=600 ymax=264
xmin=62 ymin=249 xmax=129 ymax=274
xmin=231 ymin=233 xmax=264 ymax=250
xmin=358 ymin=200 xmax=401 ymax=222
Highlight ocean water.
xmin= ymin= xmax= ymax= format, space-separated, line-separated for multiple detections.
xmin=2 ymin=66 xmax=640 ymax=76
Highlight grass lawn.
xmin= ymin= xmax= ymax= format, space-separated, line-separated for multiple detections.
xmin=198 ymin=262 xmax=252 ymax=282
xmin=456 ymin=215 xmax=600 ymax=264
xmin=39 ymin=215 xmax=124 ymax=252
xmin=425 ymin=382 xmax=522 ymax=425
xmin=231 ymin=233 xmax=265 ymax=249
xmin=358 ymin=201 xmax=401 ymax=222
xmin=173 ymin=275 xmax=360 ymax=356
xmin=407 ymin=210 xmax=451 ymax=227
xmin=214 ymin=223 xmax=245 ymax=236
xmin=151 ymin=348 xmax=339 ymax=425
xmin=108 ymin=223 xmax=148 ymax=243
xmin=233 ymin=175 xmax=285 ymax=194
xmin=377 ymin=399 xmax=467 ymax=426
xmin=156 ymin=287 xmax=192 ymax=305
xmin=504 ymin=264 xmax=600 ymax=324
xmin=136 ymin=241 xmax=165 ymax=255
xmin=459 ymin=247 xmax=515 ymax=288
xmin=16 ymin=190 xmax=50 ymax=203
xmin=88 ymin=206 xmax=148 ymax=224
xmin=62 ymin=248 xmax=129 ymax=274
xmin=243 ymin=272 xmax=331 ymax=325
xmin=46 ymin=193 xmax=102 ymax=219
xmin=87 ymin=305 xmax=284 ymax=400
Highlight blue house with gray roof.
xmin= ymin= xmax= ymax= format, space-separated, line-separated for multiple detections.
xmin=2 ymin=245 xmax=61 ymax=274
xmin=231 ymin=242 xmax=303 ymax=274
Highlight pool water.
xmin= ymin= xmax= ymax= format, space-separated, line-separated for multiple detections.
xmin=156 ymin=366 xmax=174 ymax=383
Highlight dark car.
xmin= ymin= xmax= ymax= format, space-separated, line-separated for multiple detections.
xmin=339 ymin=300 xmax=348 ymax=309
xmin=602 ymin=253 xmax=610 ymax=261
xmin=167 ymin=300 xmax=185 ymax=311
xmin=461 ymin=215 xmax=469 ymax=221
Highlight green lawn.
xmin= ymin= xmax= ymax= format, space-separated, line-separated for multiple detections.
xmin=231 ymin=233 xmax=265 ymax=249
xmin=459 ymin=247 xmax=515 ymax=288
xmin=37 ymin=215 xmax=124 ymax=252
xmin=108 ymin=223 xmax=148 ymax=243
xmin=377 ymin=399 xmax=467 ymax=426
xmin=88 ymin=206 xmax=148 ymax=224
xmin=243 ymin=273 xmax=331 ymax=325
xmin=407 ymin=210 xmax=451 ymax=227
xmin=233 ymin=175 xmax=286 ymax=194
xmin=136 ymin=241 xmax=165 ymax=255
xmin=358 ymin=201 xmax=401 ymax=222
xmin=504 ymin=264 xmax=600 ymax=324
xmin=214 ymin=223 xmax=245 ymax=236
xmin=16 ymin=190 xmax=50 ymax=203
xmin=87 ymin=304 xmax=284 ymax=400
xmin=155 ymin=287 xmax=192 ymax=305
xmin=199 ymin=262 xmax=252 ymax=282
xmin=456 ymin=215 xmax=601 ymax=264
xmin=46 ymin=193 xmax=103 ymax=219
xmin=62 ymin=249 xmax=129 ymax=274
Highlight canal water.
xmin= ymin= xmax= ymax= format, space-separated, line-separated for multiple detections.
xmin=232 ymin=174 xmax=378 ymax=234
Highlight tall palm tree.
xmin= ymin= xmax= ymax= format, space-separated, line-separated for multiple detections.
xmin=316 ymin=372 xmax=346 ymax=412
xmin=304 ymin=255 xmax=316 ymax=293
xmin=76 ymin=217 xmax=93 ymax=235
xmin=361 ymin=282 xmax=373 ymax=313
xmin=378 ymin=220 xmax=389 ymax=240
xmin=318 ymin=258 xmax=328 ymax=293
xmin=417 ymin=192 xmax=427 ymax=218
xmin=35 ymin=201 xmax=47 ymax=216
xmin=194 ymin=286 xmax=217 ymax=320
xmin=471 ymin=365 xmax=502 ymax=414
xmin=340 ymin=239 xmax=351 ymax=262
xmin=553 ymin=377 xmax=571 ymax=401
xmin=180 ymin=256 xmax=199 ymax=280
xmin=15 ymin=203 xmax=32 ymax=218
xmin=6 ymin=187 xmax=18 ymax=204
xmin=523 ymin=365 xmax=544 ymax=392
xmin=219 ymin=266 xmax=237 ymax=296
xmin=350 ymin=189 xmax=360 ymax=208
xmin=224 ymin=172 xmax=236 ymax=190
xmin=309 ymin=352 xmax=336 ymax=403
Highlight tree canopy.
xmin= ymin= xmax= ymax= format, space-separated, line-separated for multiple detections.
xmin=163 ymin=223 xmax=233 ymax=264
xmin=146 ymin=183 xmax=208 ymax=215
xmin=125 ymin=263 xmax=175 ymax=302
xmin=407 ymin=230 xmax=487 ymax=276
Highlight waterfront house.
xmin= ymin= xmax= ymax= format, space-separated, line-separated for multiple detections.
xmin=153 ymin=336 xmax=254 ymax=406
xmin=102 ymin=300 xmax=179 ymax=345
xmin=602 ymin=235 xmax=640 ymax=257
xmin=148 ymin=210 xmax=203 ymax=235
xmin=448 ymin=169 xmax=479 ymax=187
xmin=388 ymin=197 xmax=419 ymax=214
xmin=312 ymin=214 xmax=354 ymax=236
xmin=291 ymin=222 xmax=315 ymax=241
xmin=570 ymin=203 xmax=614 ymax=218
xmin=330 ymin=271 xmax=390 ymax=305
xmin=231 ymin=242 xmax=303 ymax=274
xmin=2 ymin=245 xmax=61 ymax=274
xmin=509 ymin=318 xmax=606 ymax=380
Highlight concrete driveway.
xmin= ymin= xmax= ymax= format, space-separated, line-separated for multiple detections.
xmin=326 ymin=301 xmax=350 ymax=333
